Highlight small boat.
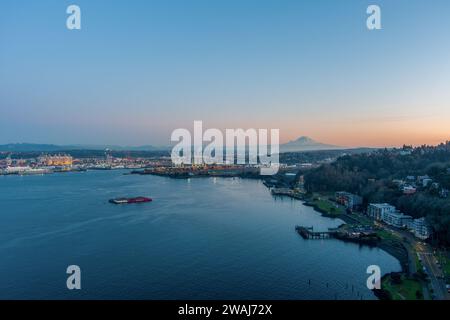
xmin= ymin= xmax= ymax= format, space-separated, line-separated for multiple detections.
xmin=109 ymin=197 xmax=152 ymax=204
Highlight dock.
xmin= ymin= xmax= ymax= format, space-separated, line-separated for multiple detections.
xmin=271 ymin=188 xmax=305 ymax=200
xmin=295 ymin=226 xmax=337 ymax=239
xmin=295 ymin=225 xmax=380 ymax=246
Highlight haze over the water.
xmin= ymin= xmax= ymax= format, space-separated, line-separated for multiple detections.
xmin=1 ymin=0 xmax=449 ymax=147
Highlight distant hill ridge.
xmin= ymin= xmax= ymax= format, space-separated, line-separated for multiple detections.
xmin=0 ymin=143 xmax=170 ymax=152
xmin=0 ymin=137 xmax=345 ymax=153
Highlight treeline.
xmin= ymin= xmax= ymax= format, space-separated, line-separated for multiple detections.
xmin=304 ymin=142 xmax=450 ymax=244
xmin=279 ymin=147 xmax=375 ymax=165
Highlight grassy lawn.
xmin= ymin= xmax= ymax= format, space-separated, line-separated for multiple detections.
xmin=438 ymin=254 xmax=450 ymax=277
xmin=415 ymin=254 xmax=423 ymax=273
xmin=314 ymin=198 xmax=344 ymax=216
xmin=382 ymin=275 xmax=423 ymax=300
xmin=352 ymin=213 xmax=374 ymax=226
xmin=377 ymin=229 xmax=402 ymax=242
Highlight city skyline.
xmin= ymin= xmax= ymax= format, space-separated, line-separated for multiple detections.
xmin=1 ymin=0 xmax=450 ymax=147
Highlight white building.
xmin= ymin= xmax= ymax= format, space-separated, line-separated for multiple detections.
xmin=403 ymin=185 xmax=417 ymax=195
xmin=411 ymin=217 xmax=431 ymax=240
xmin=4 ymin=166 xmax=31 ymax=174
xmin=382 ymin=211 xmax=413 ymax=228
xmin=368 ymin=204 xmax=432 ymax=240
xmin=367 ymin=203 xmax=396 ymax=221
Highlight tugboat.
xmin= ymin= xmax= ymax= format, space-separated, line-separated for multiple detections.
xmin=109 ymin=197 xmax=152 ymax=204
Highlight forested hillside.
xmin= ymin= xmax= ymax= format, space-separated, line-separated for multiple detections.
xmin=304 ymin=142 xmax=450 ymax=244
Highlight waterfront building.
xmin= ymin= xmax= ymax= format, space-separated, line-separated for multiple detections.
xmin=410 ymin=217 xmax=431 ymax=240
xmin=4 ymin=166 xmax=31 ymax=174
xmin=382 ymin=211 xmax=413 ymax=228
xmin=367 ymin=203 xmax=396 ymax=221
xmin=369 ymin=203 xmax=432 ymax=239
xmin=335 ymin=191 xmax=362 ymax=210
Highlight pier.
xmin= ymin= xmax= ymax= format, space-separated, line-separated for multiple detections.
xmin=270 ymin=188 xmax=305 ymax=200
xmin=295 ymin=226 xmax=337 ymax=240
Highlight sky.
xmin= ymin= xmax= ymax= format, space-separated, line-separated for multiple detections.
xmin=1 ymin=0 xmax=449 ymax=147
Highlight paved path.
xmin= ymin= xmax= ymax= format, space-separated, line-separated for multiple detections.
xmin=416 ymin=243 xmax=449 ymax=300
xmin=350 ymin=212 xmax=449 ymax=299
xmin=382 ymin=224 xmax=449 ymax=300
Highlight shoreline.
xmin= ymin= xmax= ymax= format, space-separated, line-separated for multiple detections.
xmin=277 ymin=192 xmax=410 ymax=274
xmin=142 ymin=171 xmax=410 ymax=274
xmin=307 ymin=202 xmax=409 ymax=273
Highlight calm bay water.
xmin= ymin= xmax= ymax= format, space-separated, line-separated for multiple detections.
xmin=0 ymin=170 xmax=400 ymax=299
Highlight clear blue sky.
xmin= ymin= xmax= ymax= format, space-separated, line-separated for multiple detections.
xmin=1 ymin=0 xmax=449 ymax=147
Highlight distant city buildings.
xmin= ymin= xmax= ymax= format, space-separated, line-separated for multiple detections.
xmin=147 ymin=163 xmax=260 ymax=178
xmin=0 ymin=152 xmax=163 ymax=175
xmin=38 ymin=154 xmax=73 ymax=167
xmin=4 ymin=166 xmax=31 ymax=174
